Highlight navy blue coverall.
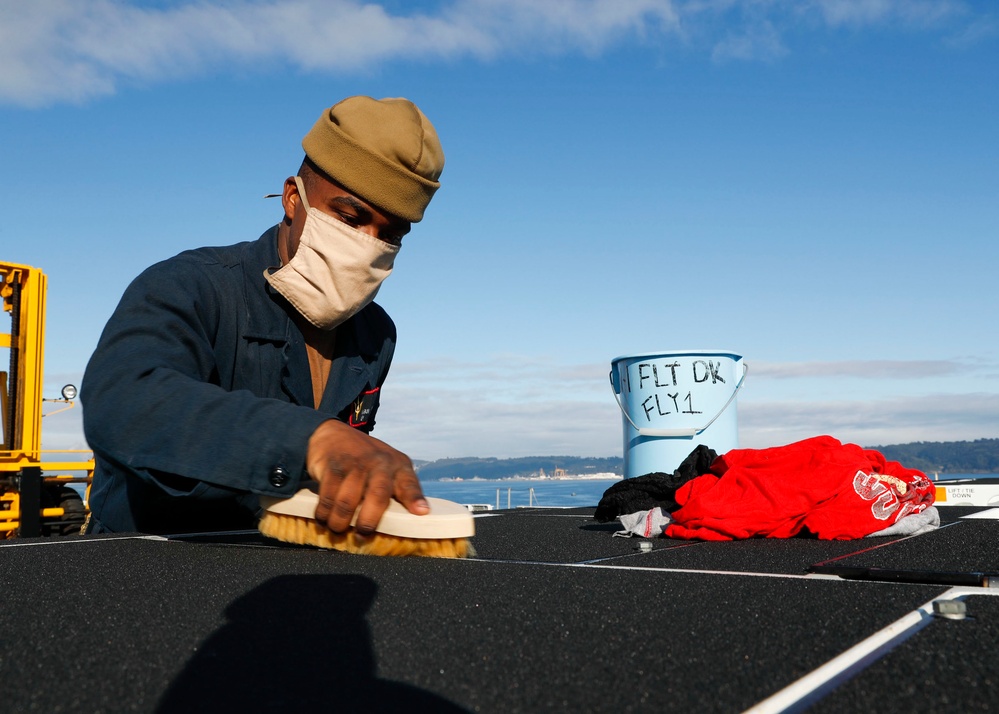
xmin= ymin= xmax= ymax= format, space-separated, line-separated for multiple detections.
xmin=81 ymin=226 xmax=396 ymax=534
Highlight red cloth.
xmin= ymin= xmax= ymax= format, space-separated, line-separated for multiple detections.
xmin=663 ymin=435 xmax=935 ymax=541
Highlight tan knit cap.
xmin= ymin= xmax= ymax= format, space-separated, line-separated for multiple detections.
xmin=302 ymin=96 xmax=445 ymax=223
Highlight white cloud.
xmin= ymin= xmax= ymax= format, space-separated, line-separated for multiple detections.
xmin=679 ymin=0 xmax=972 ymax=61
xmin=942 ymin=14 xmax=999 ymax=48
xmin=375 ymin=384 xmax=623 ymax=459
xmin=390 ymin=355 xmax=610 ymax=401
xmin=39 ymin=406 xmax=91 ymax=453
xmin=378 ymin=376 xmax=999 ymax=459
xmin=36 ymin=372 xmax=92 ymax=453
xmin=1 ymin=0 xmax=982 ymax=107
xmin=711 ymin=19 xmax=787 ymax=62
xmin=0 ymin=0 xmax=680 ymax=107
xmin=374 ymin=356 xmax=621 ymax=458
xmin=36 ymin=355 xmax=999 ymax=461
xmin=740 ymin=392 xmax=999 ymax=448
xmin=749 ymin=359 xmax=967 ymax=380
xmin=368 ymin=355 xmax=999 ymax=459
xmin=806 ymin=0 xmax=965 ymax=28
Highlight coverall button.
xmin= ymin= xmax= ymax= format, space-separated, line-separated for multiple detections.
xmin=269 ymin=466 xmax=289 ymax=488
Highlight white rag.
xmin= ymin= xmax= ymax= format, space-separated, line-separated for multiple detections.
xmin=613 ymin=507 xmax=673 ymax=539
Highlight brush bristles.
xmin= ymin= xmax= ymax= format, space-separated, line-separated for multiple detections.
xmin=258 ymin=511 xmax=474 ymax=558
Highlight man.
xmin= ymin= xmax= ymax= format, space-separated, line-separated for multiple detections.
xmin=82 ymin=96 xmax=444 ymax=536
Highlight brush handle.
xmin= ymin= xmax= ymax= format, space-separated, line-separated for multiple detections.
xmin=260 ymin=490 xmax=475 ymax=540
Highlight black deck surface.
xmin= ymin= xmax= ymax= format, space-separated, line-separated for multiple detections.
xmin=2 ymin=505 xmax=997 ymax=713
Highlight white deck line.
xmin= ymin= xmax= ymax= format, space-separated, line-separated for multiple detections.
xmin=0 ymin=534 xmax=920 ymax=584
xmin=0 ymin=534 xmax=167 ymax=548
xmin=472 ymin=512 xmax=593 ymax=518
xmin=741 ymin=587 xmax=999 ymax=714
xmin=462 ymin=556 xmax=998 ymax=591
xmin=460 ymin=557 xmax=940 ymax=583
xmin=961 ymin=508 xmax=999 ymax=519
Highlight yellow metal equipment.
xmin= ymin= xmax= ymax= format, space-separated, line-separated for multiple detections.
xmin=1 ymin=261 xmax=94 ymax=538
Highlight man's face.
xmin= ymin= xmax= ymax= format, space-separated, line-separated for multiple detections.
xmin=279 ymin=172 xmax=411 ymax=264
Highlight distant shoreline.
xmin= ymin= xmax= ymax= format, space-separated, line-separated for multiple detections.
xmin=431 ymin=473 xmax=622 ymax=483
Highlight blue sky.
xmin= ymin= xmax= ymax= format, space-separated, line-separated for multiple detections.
xmin=3 ymin=0 xmax=998 ymax=461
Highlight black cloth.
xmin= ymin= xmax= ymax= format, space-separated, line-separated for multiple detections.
xmin=594 ymin=445 xmax=718 ymax=522
xmin=81 ymin=226 xmax=397 ymax=534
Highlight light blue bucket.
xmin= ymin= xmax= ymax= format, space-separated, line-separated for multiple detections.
xmin=610 ymin=350 xmax=747 ymax=478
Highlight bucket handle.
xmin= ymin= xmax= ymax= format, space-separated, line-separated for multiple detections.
xmin=609 ymin=362 xmax=748 ymax=438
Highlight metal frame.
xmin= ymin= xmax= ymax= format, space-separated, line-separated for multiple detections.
xmin=1 ymin=262 xmax=94 ymax=537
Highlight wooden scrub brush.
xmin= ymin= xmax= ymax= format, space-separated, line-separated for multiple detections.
xmin=258 ymin=487 xmax=475 ymax=558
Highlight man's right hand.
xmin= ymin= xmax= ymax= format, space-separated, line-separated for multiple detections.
xmin=306 ymin=420 xmax=429 ymax=539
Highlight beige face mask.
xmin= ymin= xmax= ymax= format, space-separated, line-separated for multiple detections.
xmin=265 ymin=177 xmax=400 ymax=330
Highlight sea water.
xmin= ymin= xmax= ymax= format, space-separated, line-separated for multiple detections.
xmin=419 ymin=473 xmax=992 ymax=510
xmin=419 ymin=478 xmax=621 ymax=509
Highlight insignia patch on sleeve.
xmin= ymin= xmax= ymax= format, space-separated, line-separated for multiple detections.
xmin=349 ymin=387 xmax=380 ymax=428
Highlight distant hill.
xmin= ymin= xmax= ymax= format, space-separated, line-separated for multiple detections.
xmin=414 ymin=439 xmax=999 ymax=481
xmin=416 ymin=456 xmax=623 ymax=481
xmin=869 ymin=438 xmax=999 ymax=474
